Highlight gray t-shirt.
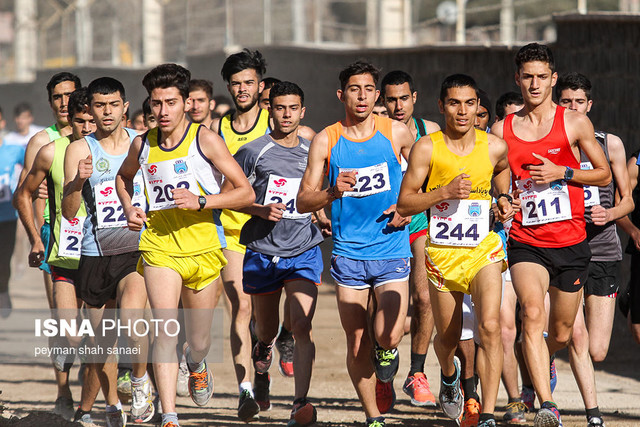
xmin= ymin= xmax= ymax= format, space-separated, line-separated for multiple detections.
xmin=234 ymin=134 xmax=324 ymax=257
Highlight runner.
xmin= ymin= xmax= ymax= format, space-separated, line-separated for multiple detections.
xmin=397 ymin=73 xmax=513 ymax=427
xmin=15 ymin=71 xmax=81 ymax=418
xmin=142 ymin=97 xmax=157 ymax=130
xmin=13 ymin=87 xmax=102 ymax=424
xmin=556 ymin=71 xmax=633 ymax=427
xmin=491 ymin=43 xmax=611 ymax=427
xmin=260 ymin=76 xmax=316 ymax=143
xmin=4 ymin=103 xmax=44 ymax=147
xmin=116 ymin=63 xmax=254 ymax=427
xmin=298 ymin=60 xmax=413 ymax=427
xmin=188 ymin=79 xmax=215 ymax=128
xmin=62 ymin=77 xmax=152 ymax=427
xmin=476 ymin=90 xmax=492 ymax=132
xmin=213 ymin=49 xmax=273 ymax=415
xmin=235 ymin=80 xmax=323 ymax=426
xmin=379 ymin=69 xmax=439 ymax=409
xmin=494 ymin=92 xmax=524 ymax=124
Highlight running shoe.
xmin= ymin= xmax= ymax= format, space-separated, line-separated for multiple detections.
xmin=53 ymin=396 xmax=75 ymax=420
xmin=460 ymin=397 xmax=481 ymax=427
xmin=550 ymin=354 xmax=557 ymax=394
xmin=105 ymin=409 xmax=127 ymax=427
xmin=131 ymin=376 xmax=155 ymax=422
xmin=534 ymin=401 xmax=562 ymax=427
xmin=366 ymin=416 xmax=386 ymax=427
xmin=402 ymin=372 xmax=436 ymax=407
xmin=176 ymin=355 xmax=189 ymax=397
xmin=477 ymin=419 xmax=498 ymax=427
xmin=237 ymin=389 xmax=260 ymax=422
xmin=117 ymin=369 xmax=132 ymax=396
xmin=275 ymin=328 xmax=295 ymax=378
xmin=73 ymin=409 xmax=93 ymax=425
xmin=521 ymin=385 xmax=536 ymax=411
xmin=252 ymin=340 xmax=274 ymax=374
xmin=374 ymin=345 xmax=399 ymax=383
xmin=503 ymin=400 xmax=528 ymax=424
xmin=587 ymin=416 xmax=605 ymax=427
xmin=287 ymin=398 xmax=317 ymax=427
xmin=439 ymin=356 xmax=464 ymax=420
xmin=188 ymin=359 xmax=214 ymax=406
xmin=375 ymin=378 xmax=395 ymax=414
xmin=254 ymin=371 xmax=272 ymax=411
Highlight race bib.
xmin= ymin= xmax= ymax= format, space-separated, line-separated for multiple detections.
xmin=516 ymin=178 xmax=572 ymax=226
xmin=58 ymin=216 xmax=85 ymax=258
xmin=143 ymin=158 xmax=200 ymax=211
xmin=580 ymin=162 xmax=600 ymax=207
xmin=340 ymin=162 xmax=391 ymax=198
xmin=95 ymin=174 xmax=146 ymax=228
xmin=0 ymin=173 xmax=11 ymax=202
xmin=264 ymin=174 xmax=308 ymax=219
xmin=429 ymin=199 xmax=490 ymax=247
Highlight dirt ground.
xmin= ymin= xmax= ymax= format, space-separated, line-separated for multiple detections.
xmin=1 ymin=242 xmax=640 ymax=427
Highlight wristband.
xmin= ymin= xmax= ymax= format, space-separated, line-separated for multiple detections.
xmin=497 ymin=193 xmax=513 ymax=204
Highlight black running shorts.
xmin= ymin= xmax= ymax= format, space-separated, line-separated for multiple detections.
xmin=585 ymin=260 xmax=619 ymax=297
xmin=76 ymin=251 xmax=141 ymax=307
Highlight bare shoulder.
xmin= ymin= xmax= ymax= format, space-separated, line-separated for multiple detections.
xmin=67 ymin=138 xmax=90 ymax=156
xmin=424 ymin=119 xmax=441 ymax=134
xmin=298 ymin=125 xmax=316 ymax=141
xmin=565 ymin=108 xmax=593 ymax=130
xmin=27 ymin=129 xmax=52 ymax=152
xmin=487 ymin=132 xmax=508 ymax=157
xmin=490 ymin=118 xmax=506 ymax=138
xmin=36 ymin=141 xmax=56 ymax=164
xmin=210 ymin=117 xmax=221 ymax=133
xmin=391 ymin=119 xmax=412 ymax=143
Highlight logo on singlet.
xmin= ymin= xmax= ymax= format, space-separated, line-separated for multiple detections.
xmin=547 ymin=148 xmax=561 ymax=155
xmin=96 ymin=158 xmax=109 ymax=173
xmin=174 ymin=160 xmax=188 ymax=174
xmin=133 ymin=182 xmax=141 ymax=196
xmin=69 ymin=218 xmax=80 ymax=226
xmin=468 ymin=202 xmax=482 ymax=217
xmin=435 ymin=202 xmax=450 ymax=212
xmin=148 ymin=165 xmax=158 ymax=175
xmin=523 ymin=180 xmax=533 ymax=191
xmin=238 ymin=137 xmax=247 ymax=142
xmin=274 ymin=178 xmax=287 ymax=187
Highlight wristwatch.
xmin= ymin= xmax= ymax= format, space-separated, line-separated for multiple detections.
xmin=563 ymin=166 xmax=574 ymax=182
xmin=197 ymin=195 xmax=206 ymax=211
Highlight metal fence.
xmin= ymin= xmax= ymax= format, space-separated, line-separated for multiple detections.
xmin=0 ymin=0 xmax=634 ymax=83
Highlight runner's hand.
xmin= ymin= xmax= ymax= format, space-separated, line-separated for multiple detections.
xmin=317 ymin=216 xmax=332 ymax=237
xmin=590 ymin=204 xmax=611 ymax=226
xmin=527 ymin=153 xmax=565 ymax=184
xmin=332 ymin=171 xmax=357 ymax=198
xmin=172 ymin=188 xmax=198 ymax=210
xmin=385 ymin=204 xmax=411 ymax=228
xmin=511 ymin=189 xmax=522 ymax=212
xmin=37 ymin=180 xmax=48 ymax=199
xmin=445 ymin=173 xmax=471 ymax=199
xmin=260 ymin=203 xmax=286 ymax=222
xmin=28 ymin=239 xmax=45 ymax=268
xmin=630 ymin=228 xmax=640 ymax=251
xmin=124 ymin=205 xmax=147 ymax=231
xmin=496 ymin=197 xmax=515 ymax=223
xmin=78 ymin=154 xmax=93 ymax=180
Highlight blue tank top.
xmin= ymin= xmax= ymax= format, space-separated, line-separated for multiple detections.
xmin=326 ymin=115 xmax=410 ymax=260
xmin=0 ymin=144 xmax=24 ymax=223
xmin=81 ymin=128 xmax=141 ymax=256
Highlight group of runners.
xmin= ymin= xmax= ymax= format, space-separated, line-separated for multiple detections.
xmin=1 ymin=41 xmax=639 ymax=427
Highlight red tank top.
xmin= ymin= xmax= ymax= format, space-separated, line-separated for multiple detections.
xmin=504 ymin=106 xmax=585 ymax=248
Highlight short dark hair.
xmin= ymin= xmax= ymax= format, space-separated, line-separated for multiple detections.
xmin=46 ymin=72 xmax=81 ymax=103
xmin=213 ymin=95 xmax=232 ymax=106
xmin=88 ymin=77 xmax=126 ymax=103
xmin=269 ymin=81 xmax=304 ymax=107
xmin=68 ymin=87 xmax=90 ymax=120
xmin=439 ymin=74 xmax=479 ymax=102
xmin=262 ymin=77 xmax=281 ymax=91
xmin=555 ymin=72 xmax=592 ymax=101
xmin=131 ymin=109 xmax=144 ymax=121
xmin=142 ymin=97 xmax=151 ymax=117
xmin=143 ymin=63 xmax=191 ymax=100
xmin=14 ymin=102 xmax=33 ymax=117
xmin=339 ymin=61 xmax=379 ymax=91
xmin=478 ymin=89 xmax=492 ymax=121
xmin=380 ymin=70 xmax=414 ymax=97
xmin=495 ymin=91 xmax=524 ymax=121
xmin=189 ymin=79 xmax=213 ymax=99
xmin=515 ymin=43 xmax=555 ymax=72
xmin=221 ymin=49 xmax=267 ymax=83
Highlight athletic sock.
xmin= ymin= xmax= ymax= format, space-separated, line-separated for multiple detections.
xmin=479 ymin=413 xmax=495 ymax=423
xmin=186 ymin=348 xmax=205 ymax=372
xmin=239 ymin=381 xmax=253 ymax=396
xmin=278 ymin=325 xmax=293 ymax=340
xmin=508 ymin=396 xmax=523 ymax=403
xmin=132 ymin=372 xmax=149 ymax=384
xmin=586 ymin=407 xmax=601 ymax=419
xmin=442 ymin=371 xmax=457 ymax=385
xmin=462 ymin=377 xmax=479 ymax=401
xmin=162 ymin=412 xmax=179 ymax=424
xmin=409 ymin=352 xmax=426 ymax=376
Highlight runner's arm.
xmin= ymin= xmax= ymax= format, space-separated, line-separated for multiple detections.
xmin=616 ymin=156 xmax=640 ymax=250
xmin=595 ymin=134 xmax=633 ymax=224
xmin=566 ymin=112 xmax=611 ymax=186
xmin=298 ymin=130 xmax=338 ymax=213
xmin=397 ymin=136 xmax=441 ymax=217
xmin=116 ymin=136 xmax=147 ymax=231
xmin=18 ymin=130 xmax=51 ymax=228
xmin=62 ymin=139 xmax=91 ymax=220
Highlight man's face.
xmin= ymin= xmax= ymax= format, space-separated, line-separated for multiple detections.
xmin=558 ymin=88 xmax=592 ymax=115
xmin=338 ymin=73 xmax=379 ymax=121
xmin=227 ymin=69 xmax=263 ymax=113
xmin=439 ymin=86 xmax=478 ymax=135
xmin=269 ymin=94 xmax=305 ymax=135
xmin=131 ymin=114 xmax=147 ymax=131
xmin=14 ymin=111 xmax=33 ymax=134
xmin=372 ymin=105 xmax=388 ymax=117
xmin=144 ymin=113 xmax=157 ymax=129
xmin=188 ymin=89 xmax=214 ymax=123
xmin=503 ymin=103 xmax=523 ymax=118
xmin=515 ymin=61 xmax=557 ymax=108
xmin=475 ymin=105 xmax=490 ymax=131
xmin=70 ymin=108 xmax=96 ymax=140
xmin=383 ymin=82 xmax=416 ymax=124
xmin=90 ymin=91 xmax=128 ymax=133
xmin=50 ymin=81 xmax=77 ymax=126
xmin=259 ymin=87 xmax=271 ymax=110
xmin=150 ymin=87 xmax=190 ymax=133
